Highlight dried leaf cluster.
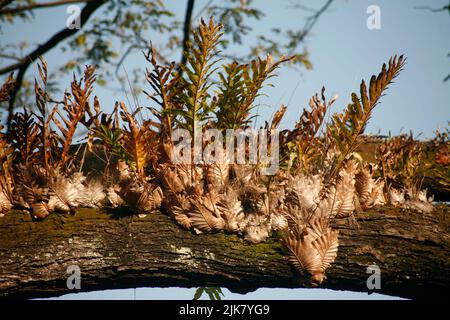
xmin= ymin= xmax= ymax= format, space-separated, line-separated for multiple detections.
xmin=0 ymin=17 xmax=437 ymax=285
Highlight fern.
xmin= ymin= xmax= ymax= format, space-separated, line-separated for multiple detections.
xmin=239 ymin=55 xmax=291 ymax=124
xmin=33 ymin=57 xmax=58 ymax=172
xmin=8 ymin=108 xmax=39 ymax=166
xmin=93 ymin=124 xmax=128 ymax=162
xmin=119 ymin=102 xmax=158 ymax=177
xmin=193 ymin=287 xmax=224 ymax=300
xmin=281 ymin=87 xmax=336 ymax=172
xmin=215 ymin=56 xmax=291 ymax=129
xmin=376 ymin=132 xmax=423 ymax=188
xmin=214 ymin=61 xmax=246 ymax=129
xmin=171 ymin=17 xmax=223 ymax=136
xmin=0 ymin=123 xmax=13 ymax=173
xmin=144 ymin=46 xmax=181 ymax=139
xmin=326 ymin=55 xmax=406 ymax=178
xmin=0 ymin=73 xmax=15 ymax=103
xmin=91 ymin=101 xmax=129 ymax=167
xmin=52 ymin=65 xmax=97 ymax=169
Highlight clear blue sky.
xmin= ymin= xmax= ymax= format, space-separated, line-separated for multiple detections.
xmin=1 ymin=0 xmax=448 ymax=299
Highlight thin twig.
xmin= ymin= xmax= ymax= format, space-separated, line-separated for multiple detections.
xmin=0 ymin=0 xmax=88 ymax=15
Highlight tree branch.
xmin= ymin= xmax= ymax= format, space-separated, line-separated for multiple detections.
xmin=179 ymin=0 xmax=195 ymax=73
xmin=1 ymin=0 xmax=106 ymax=132
xmin=0 ymin=205 xmax=448 ymax=299
xmin=0 ymin=0 xmax=13 ymax=11
xmin=0 ymin=0 xmax=88 ymax=15
xmin=297 ymin=0 xmax=333 ymax=44
xmin=414 ymin=3 xmax=450 ymax=13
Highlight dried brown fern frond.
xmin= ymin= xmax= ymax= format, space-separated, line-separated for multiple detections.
xmin=188 ymin=191 xmax=225 ymax=233
xmin=355 ymin=164 xmax=386 ymax=210
xmin=47 ymin=173 xmax=85 ymax=214
xmin=0 ymin=168 xmax=13 ymax=217
xmin=8 ymin=108 xmax=39 ymax=165
xmin=285 ymin=173 xmax=323 ymax=212
xmin=166 ymin=193 xmax=193 ymax=229
xmin=144 ymin=46 xmax=181 ymax=139
xmin=297 ymin=88 xmax=334 ymax=146
xmin=270 ymin=104 xmax=287 ymax=130
xmin=33 ymin=58 xmax=59 ymax=172
xmin=243 ymin=213 xmax=272 ymax=244
xmin=106 ymin=184 xmax=124 ymax=208
xmin=161 ymin=166 xmax=189 ymax=195
xmin=217 ymin=186 xmax=245 ymax=233
xmin=52 ymin=65 xmax=97 ymax=168
xmin=280 ymin=87 xmax=336 ymax=173
xmin=14 ymin=164 xmax=51 ymax=219
xmin=0 ymin=73 xmax=15 ymax=102
xmin=119 ymin=102 xmax=158 ymax=177
xmin=78 ymin=179 xmax=106 ymax=208
xmin=121 ymin=180 xmax=163 ymax=215
xmin=284 ymin=218 xmax=339 ymax=285
xmin=205 ymin=151 xmax=230 ymax=191
xmin=376 ymin=132 xmax=422 ymax=188
xmin=270 ymin=212 xmax=288 ymax=231
xmin=0 ymin=123 xmax=13 ymax=171
xmin=354 ymin=165 xmax=372 ymax=205
xmin=333 ymin=160 xmax=358 ymax=218
xmin=161 ymin=164 xmax=204 ymax=196
xmin=326 ymin=55 xmax=406 ymax=180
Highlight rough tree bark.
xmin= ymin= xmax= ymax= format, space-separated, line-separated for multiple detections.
xmin=0 ymin=205 xmax=448 ymax=299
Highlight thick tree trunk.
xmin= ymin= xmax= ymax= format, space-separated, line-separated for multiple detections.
xmin=0 ymin=205 xmax=448 ymax=299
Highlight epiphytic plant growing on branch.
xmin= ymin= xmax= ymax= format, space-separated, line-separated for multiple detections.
xmin=214 ymin=55 xmax=292 ymax=130
xmin=0 ymin=16 xmax=441 ymax=287
xmin=376 ymin=132 xmax=423 ymax=189
xmin=144 ymin=47 xmax=181 ymax=141
xmin=8 ymin=109 xmax=39 ymax=166
xmin=279 ymin=87 xmax=337 ymax=173
xmin=325 ymin=55 xmax=406 ymax=180
xmin=53 ymin=65 xmax=98 ymax=169
xmin=0 ymin=73 xmax=15 ymax=105
xmin=172 ymin=18 xmax=223 ymax=136
xmin=33 ymin=58 xmax=58 ymax=173
xmin=119 ymin=102 xmax=159 ymax=177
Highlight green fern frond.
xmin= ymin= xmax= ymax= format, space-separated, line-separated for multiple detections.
xmin=214 ymin=55 xmax=292 ymax=129
xmin=173 ymin=17 xmax=223 ymax=135
xmin=193 ymin=287 xmax=224 ymax=300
